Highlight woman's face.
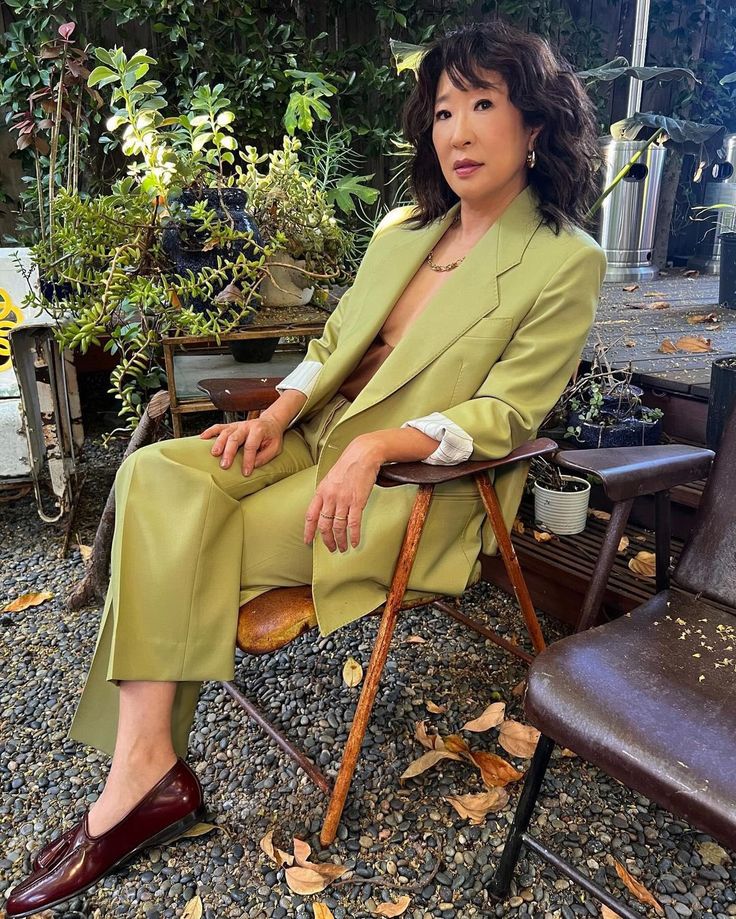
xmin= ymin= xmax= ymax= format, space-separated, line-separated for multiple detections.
xmin=431 ymin=68 xmax=540 ymax=207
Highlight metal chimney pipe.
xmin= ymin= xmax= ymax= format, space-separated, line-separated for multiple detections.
xmin=626 ymin=0 xmax=652 ymax=117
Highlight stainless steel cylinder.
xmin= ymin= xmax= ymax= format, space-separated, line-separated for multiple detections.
xmin=596 ymin=137 xmax=668 ymax=282
xmin=689 ymin=133 xmax=736 ymax=274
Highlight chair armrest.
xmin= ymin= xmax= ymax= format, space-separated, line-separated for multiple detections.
xmin=198 ymin=377 xmax=282 ymax=412
xmin=554 ymin=445 xmax=714 ymax=502
xmin=377 ymin=438 xmax=557 ymax=487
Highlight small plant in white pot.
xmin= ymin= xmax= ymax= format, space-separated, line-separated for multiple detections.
xmin=529 ymin=457 xmax=591 ymax=536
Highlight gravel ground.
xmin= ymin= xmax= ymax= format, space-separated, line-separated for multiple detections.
xmin=1 ymin=434 xmax=734 ymax=919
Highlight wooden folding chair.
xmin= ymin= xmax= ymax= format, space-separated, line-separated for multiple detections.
xmin=198 ymin=377 xmax=552 ymax=844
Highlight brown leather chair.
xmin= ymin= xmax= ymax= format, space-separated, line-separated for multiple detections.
xmin=198 ymin=377 xmax=557 ymax=844
xmin=488 ymin=417 xmax=730 ymax=917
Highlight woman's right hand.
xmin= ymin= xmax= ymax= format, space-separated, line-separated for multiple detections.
xmin=200 ymin=416 xmax=285 ymax=476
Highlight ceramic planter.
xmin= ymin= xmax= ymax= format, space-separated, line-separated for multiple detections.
xmin=578 ymin=409 xmax=662 ymax=448
xmin=161 ymin=187 xmax=262 ymax=314
xmin=533 ymin=475 xmax=591 ymax=535
xmin=259 ymin=252 xmax=315 ymax=308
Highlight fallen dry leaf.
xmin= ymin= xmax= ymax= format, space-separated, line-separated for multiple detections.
xmin=471 ymin=750 xmax=525 ymax=788
xmin=687 ymin=312 xmax=718 ymax=324
xmin=181 ymin=896 xmax=203 ymax=919
xmin=659 ymin=335 xmax=713 ymax=354
xmin=426 ymin=700 xmax=447 ymax=714
xmin=617 ymin=536 xmax=630 ymax=553
xmin=628 ymin=551 xmax=656 ymax=579
xmin=622 ymin=283 xmax=639 ymax=291
xmin=588 ymin=509 xmax=611 ymax=521
xmin=498 ymin=720 xmax=541 ymax=758
xmin=399 ymin=749 xmax=462 ymax=783
xmin=2 ymin=591 xmax=53 ymax=613
xmin=613 ymin=859 xmax=664 ymax=915
xmin=560 ymin=748 xmax=577 ymax=758
xmin=696 ymin=840 xmax=730 ymax=866
xmin=171 ymin=821 xmax=219 ymax=841
xmin=644 ymin=291 xmax=667 ymax=298
xmin=293 ymin=837 xmax=312 ymax=867
xmin=443 ymin=734 xmax=475 ymax=760
xmin=285 ymin=865 xmax=332 ymax=895
xmin=512 ymin=517 xmax=525 ymax=535
xmin=683 ymin=268 xmax=700 ymax=277
xmin=342 ymin=656 xmax=363 ymax=687
xmin=404 ymin=635 xmax=426 ymax=644
xmin=675 ymin=334 xmax=713 ymax=352
xmin=285 ymin=854 xmax=347 ymax=895
xmin=601 ymin=907 xmax=623 ymax=919
xmin=705 ymin=324 xmax=722 ymax=331
xmin=415 ymin=720 xmax=447 ymax=751
xmin=313 ymin=903 xmax=335 ymax=919
xmin=624 ymin=339 xmax=636 ymax=347
xmin=462 ymin=701 xmax=506 ymax=733
xmin=533 ymin=530 xmax=555 ymax=542
xmin=511 ymin=678 xmax=527 ymax=697
xmin=78 ymin=543 xmax=93 ymax=561
xmin=259 ymin=830 xmax=294 ymax=868
xmin=445 ymin=788 xmax=509 ymax=824
xmin=373 ymin=895 xmax=412 ymax=917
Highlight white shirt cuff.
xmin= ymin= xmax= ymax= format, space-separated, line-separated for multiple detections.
xmin=401 ymin=412 xmax=474 ymax=465
xmin=275 ymin=360 xmax=322 ymax=398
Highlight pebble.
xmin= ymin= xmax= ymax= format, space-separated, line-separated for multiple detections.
xmin=0 ymin=433 xmax=730 ymax=917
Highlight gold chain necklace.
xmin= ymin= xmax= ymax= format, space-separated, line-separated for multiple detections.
xmin=426 ymin=212 xmax=464 ymax=272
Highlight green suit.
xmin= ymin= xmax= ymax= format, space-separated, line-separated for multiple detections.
xmin=70 ymin=187 xmax=606 ymax=756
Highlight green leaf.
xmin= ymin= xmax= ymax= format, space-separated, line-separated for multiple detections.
xmin=94 ymin=47 xmax=116 ymax=68
xmin=389 ymin=39 xmax=428 ymax=75
xmin=88 ymin=65 xmax=118 ymax=88
xmin=577 ymin=58 xmax=697 ymax=85
xmin=192 ymin=132 xmax=213 ymax=151
xmin=216 ymin=110 xmax=235 ymax=126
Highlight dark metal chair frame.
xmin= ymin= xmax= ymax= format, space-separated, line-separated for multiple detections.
xmin=487 ymin=437 xmax=722 ymax=917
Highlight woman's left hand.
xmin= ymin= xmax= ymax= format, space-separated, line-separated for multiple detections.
xmin=304 ymin=435 xmax=384 ymax=552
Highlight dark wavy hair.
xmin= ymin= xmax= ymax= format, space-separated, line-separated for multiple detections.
xmin=402 ymin=20 xmax=601 ymax=233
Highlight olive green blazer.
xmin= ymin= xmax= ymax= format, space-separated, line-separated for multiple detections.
xmin=294 ymin=187 xmax=606 ymax=636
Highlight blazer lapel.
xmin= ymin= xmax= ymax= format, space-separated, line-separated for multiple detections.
xmin=341 ymin=185 xmax=543 ymax=419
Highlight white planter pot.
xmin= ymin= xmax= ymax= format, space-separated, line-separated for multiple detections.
xmin=259 ymin=252 xmax=314 ymax=308
xmin=533 ymin=475 xmax=591 ymax=535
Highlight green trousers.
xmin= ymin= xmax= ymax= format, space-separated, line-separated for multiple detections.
xmin=69 ymin=395 xmax=352 ymax=757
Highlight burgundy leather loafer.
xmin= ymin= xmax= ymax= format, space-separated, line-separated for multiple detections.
xmin=6 ymin=758 xmax=204 ymax=918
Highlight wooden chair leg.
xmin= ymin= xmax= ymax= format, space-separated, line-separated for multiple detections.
xmin=474 ymin=472 xmax=546 ymax=654
xmin=319 ymin=484 xmax=434 ymax=846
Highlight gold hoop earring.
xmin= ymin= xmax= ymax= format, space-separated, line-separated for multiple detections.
xmin=526 ymin=149 xmax=537 ymax=169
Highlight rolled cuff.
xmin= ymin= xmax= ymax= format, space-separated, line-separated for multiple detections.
xmin=275 ymin=360 xmax=322 ymax=397
xmin=401 ymin=412 xmax=474 ymax=465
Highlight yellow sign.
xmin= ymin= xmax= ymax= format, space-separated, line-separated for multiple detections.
xmin=0 ymin=287 xmax=24 ymax=373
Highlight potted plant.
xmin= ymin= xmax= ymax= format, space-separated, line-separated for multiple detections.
xmin=529 ymin=456 xmax=591 ymax=536
xmin=19 ymin=46 xmax=360 ymax=422
xmin=544 ymin=341 xmax=664 ymax=448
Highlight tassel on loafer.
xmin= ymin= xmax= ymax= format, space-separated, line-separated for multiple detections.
xmin=6 ymin=758 xmax=204 ymax=918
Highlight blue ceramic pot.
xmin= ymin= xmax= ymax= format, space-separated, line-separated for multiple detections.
xmin=579 ymin=410 xmax=662 ymax=448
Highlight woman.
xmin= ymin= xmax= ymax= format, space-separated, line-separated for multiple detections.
xmin=7 ymin=20 xmax=606 ymax=918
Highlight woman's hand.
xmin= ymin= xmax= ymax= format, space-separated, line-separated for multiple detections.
xmin=200 ymin=416 xmax=285 ymax=475
xmin=304 ymin=435 xmax=384 ymax=552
